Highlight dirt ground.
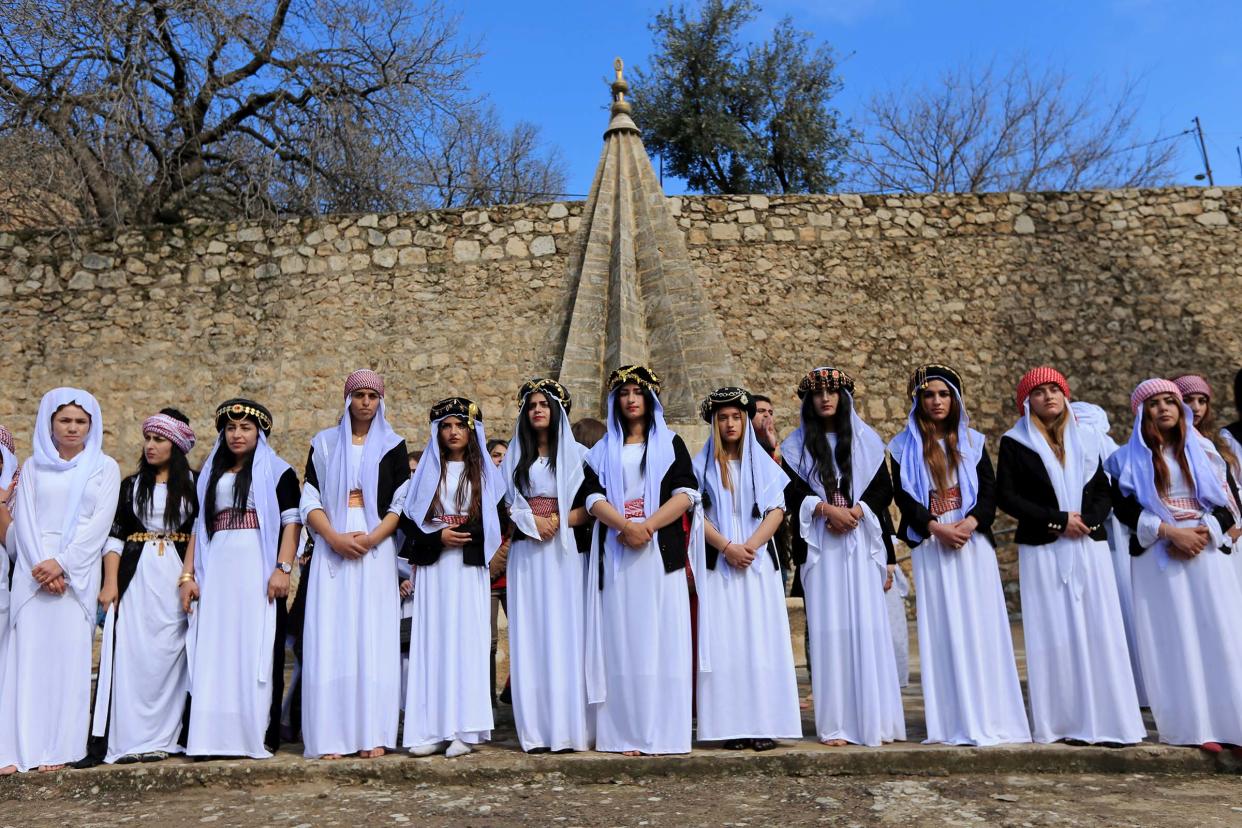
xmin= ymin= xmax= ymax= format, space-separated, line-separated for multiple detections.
xmin=4 ymin=771 xmax=1241 ymax=827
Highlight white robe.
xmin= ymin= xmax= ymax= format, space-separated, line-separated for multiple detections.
xmin=507 ymin=458 xmax=590 ymax=752
xmin=185 ymin=473 xmax=298 ymax=758
xmin=588 ymin=443 xmax=693 ymax=754
xmin=402 ymin=461 xmax=493 ymax=748
xmin=696 ymin=460 xmax=801 ymax=743
xmin=300 ymin=444 xmax=403 ymax=757
xmin=914 ymin=466 xmax=1030 ymax=746
xmin=100 ymin=484 xmax=191 ymax=762
xmin=885 ymin=564 xmax=911 ymax=688
xmin=796 ymin=441 xmax=904 ymax=746
xmin=1129 ymin=450 xmax=1242 ymax=745
xmin=0 ymin=456 xmax=120 ymax=771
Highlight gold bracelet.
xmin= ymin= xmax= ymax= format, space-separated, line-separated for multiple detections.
xmin=177 ymin=573 xmax=195 ymax=586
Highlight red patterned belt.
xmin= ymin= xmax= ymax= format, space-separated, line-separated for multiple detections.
xmin=930 ymin=486 xmax=963 ymax=517
xmin=624 ymin=498 xmax=645 ymax=520
xmin=440 ymin=514 xmax=468 ymax=527
xmin=1162 ymin=495 xmax=1203 ymax=521
xmin=828 ymin=489 xmax=849 ymax=508
xmin=528 ymin=496 xmax=559 ymax=518
xmin=212 ymin=508 xmax=260 ymax=532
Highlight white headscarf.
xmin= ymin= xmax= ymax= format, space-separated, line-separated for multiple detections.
xmin=888 ymin=385 xmax=984 ymax=540
xmin=1004 ymin=399 xmax=1098 ymax=595
xmin=0 ymin=442 xmax=15 ymax=494
xmin=782 ymin=389 xmax=889 ymax=577
xmin=402 ymin=414 xmax=505 ymax=564
xmin=309 ymin=395 xmax=402 ymax=577
xmin=8 ymin=388 xmax=113 ymax=625
xmin=781 ymin=389 xmax=886 ymax=505
xmin=501 ymin=395 xmax=585 ymax=552
xmin=1070 ymin=400 xmax=1120 ymax=465
xmin=585 ymin=389 xmax=677 ymax=524
xmin=1105 ymin=401 xmax=1235 ymax=572
xmin=697 ymin=413 xmax=788 ymax=551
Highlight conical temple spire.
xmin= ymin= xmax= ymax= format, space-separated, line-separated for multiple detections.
xmin=556 ymin=59 xmax=737 ymax=422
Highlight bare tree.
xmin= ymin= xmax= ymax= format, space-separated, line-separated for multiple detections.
xmin=850 ymin=60 xmax=1180 ymax=193
xmin=406 ymin=103 xmax=568 ymax=209
xmin=0 ymin=0 xmax=485 ymax=228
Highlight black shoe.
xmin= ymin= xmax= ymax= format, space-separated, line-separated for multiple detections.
xmin=722 ymin=739 xmax=749 ymax=750
xmin=526 ymin=746 xmax=551 ymax=755
xmin=1062 ymin=738 xmax=1090 ymax=747
xmin=751 ymin=738 xmax=777 ymax=752
xmin=498 ymin=684 xmax=512 ymax=705
xmin=71 ymin=755 xmax=104 ymax=770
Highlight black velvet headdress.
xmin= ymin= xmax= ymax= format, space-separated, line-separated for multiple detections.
xmin=907 ymin=364 xmax=963 ymax=399
xmin=796 ymin=367 xmax=855 ymax=399
xmin=700 ymin=386 xmax=757 ymax=423
xmin=429 ymin=397 xmax=481 ymax=426
xmin=518 ymin=378 xmax=572 ymax=414
xmin=607 ymin=364 xmax=661 ymax=396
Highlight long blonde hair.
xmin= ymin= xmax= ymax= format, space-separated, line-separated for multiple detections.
xmin=1033 ymin=405 xmax=1069 ymax=465
xmin=713 ymin=411 xmax=743 ymax=491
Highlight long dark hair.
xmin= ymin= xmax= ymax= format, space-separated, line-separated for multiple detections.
xmin=515 ymin=395 xmax=561 ymax=497
xmin=204 ymin=419 xmax=259 ymax=538
xmin=801 ymin=392 xmax=853 ymax=502
xmin=611 ymin=386 xmax=656 ymax=472
xmin=430 ymin=417 xmax=485 ymax=523
xmin=1140 ymin=402 xmax=1194 ymax=499
xmin=915 ymin=388 xmax=962 ymax=495
xmin=135 ymin=407 xmax=198 ymax=531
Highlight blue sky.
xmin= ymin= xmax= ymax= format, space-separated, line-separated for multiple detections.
xmin=455 ymin=0 xmax=1240 ymax=195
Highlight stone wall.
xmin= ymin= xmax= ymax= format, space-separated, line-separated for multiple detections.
xmin=2 ymin=186 xmax=1239 ymax=611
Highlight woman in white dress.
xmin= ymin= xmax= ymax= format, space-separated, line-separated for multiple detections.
xmin=1172 ymin=374 xmax=1242 ymax=577
xmin=500 ymin=378 xmax=599 ymax=753
xmin=583 ymin=365 xmax=697 ymax=756
xmin=782 ymin=368 xmax=904 ymax=747
xmin=300 ymin=369 xmax=408 ymax=759
xmin=0 ymin=388 xmax=120 ymax=774
xmin=693 ymin=386 xmax=800 ymax=751
xmin=178 ymin=399 xmax=302 ymax=759
xmin=399 ymin=397 xmax=505 ymax=758
xmin=996 ymin=367 xmax=1144 ymax=745
xmin=1106 ymin=378 xmax=1242 ymax=754
xmin=1070 ymin=400 xmax=1148 ymax=707
xmin=88 ymin=409 xmax=199 ymax=765
xmin=0 ymin=424 xmax=19 ymax=680
xmin=889 ymin=364 xmax=1030 ymax=746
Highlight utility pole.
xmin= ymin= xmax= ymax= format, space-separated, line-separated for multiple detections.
xmin=1236 ymin=145 xmax=1241 ymax=178
xmin=1192 ymin=116 xmax=1214 ymax=185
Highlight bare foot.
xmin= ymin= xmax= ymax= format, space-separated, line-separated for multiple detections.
xmin=821 ymin=739 xmax=849 ymax=747
xmin=0 ymin=765 xmax=16 ymax=776
xmin=359 ymin=748 xmax=385 ymax=759
xmin=36 ymin=764 xmax=65 ymax=773
xmin=800 ymin=694 xmax=812 ymax=710
xmin=622 ymin=750 xmax=642 ymax=757
xmin=321 ymin=754 xmax=343 ymax=760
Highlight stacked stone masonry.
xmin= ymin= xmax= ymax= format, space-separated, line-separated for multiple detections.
xmin=2 ymin=187 xmax=1238 ymax=612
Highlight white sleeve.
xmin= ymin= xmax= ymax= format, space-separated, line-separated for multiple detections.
xmin=1136 ymin=509 xmax=1163 ymax=549
xmin=585 ymin=493 xmax=607 ymax=513
xmin=798 ymin=495 xmax=823 ymax=540
xmin=299 ymin=481 xmax=324 ymax=525
xmin=104 ymin=537 xmax=124 ymax=556
xmin=388 ymin=479 xmax=410 ymax=515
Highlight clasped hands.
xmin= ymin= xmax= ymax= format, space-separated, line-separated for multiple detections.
xmin=1060 ymin=512 xmax=1091 ymax=539
xmin=928 ymin=515 xmax=978 ymax=550
xmin=1163 ymin=523 xmax=1211 ymax=560
xmin=329 ymin=529 xmax=375 ymax=559
xmin=31 ymin=558 xmax=66 ymax=595
xmin=816 ymin=502 xmax=863 ymax=534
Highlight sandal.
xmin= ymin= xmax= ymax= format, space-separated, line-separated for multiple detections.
xmin=140 ymin=751 xmax=170 ymax=763
xmin=722 ymin=739 xmax=749 ymax=750
xmin=751 ymin=738 xmax=777 ymax=752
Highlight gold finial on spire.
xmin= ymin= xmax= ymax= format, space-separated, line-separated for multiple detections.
xmin=611 ymin=56 xmax=632 ymax=116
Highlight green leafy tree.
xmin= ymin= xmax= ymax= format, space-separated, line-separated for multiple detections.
xmin=631 ymin=0 xmax=849 ymax=194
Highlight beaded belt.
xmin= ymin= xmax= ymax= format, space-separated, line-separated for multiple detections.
xmin=212 ymin=508 xmax=260 ymax=532
xmin=347 ymin=489 xmax=365 ymax=508
xmin=624 ymin=498 xmax=645 ymax=520
xmin=1162 ymin=495 xmax=1204 ymax=521
xmin=827 ymin=490 xmax=849 ymax=508
xmin=528 ymin=496 xmax=559 ymax=518
xmin=440 ymin=514 xmax=468 ymax=527
xmin=126 ymin=531 xmax=190 ymax=557
xmin=930 ymin=486 xmax=963 ymax=517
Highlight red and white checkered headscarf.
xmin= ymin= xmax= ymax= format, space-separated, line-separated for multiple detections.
xmin=0 ymin=424 xmax=13 ymax=454
xmin=142 ymin=413 xmax=196 ymax=455
xmin=1015 ymin=366 xmax=1070 ymax=413
xmin=1130 ymin=377 xmax=1182 ymax=415
xmin=1172 ymin=374 xmax=1212 ymax=400
xmin=344 ymin=368 xmax=385 ymax=398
